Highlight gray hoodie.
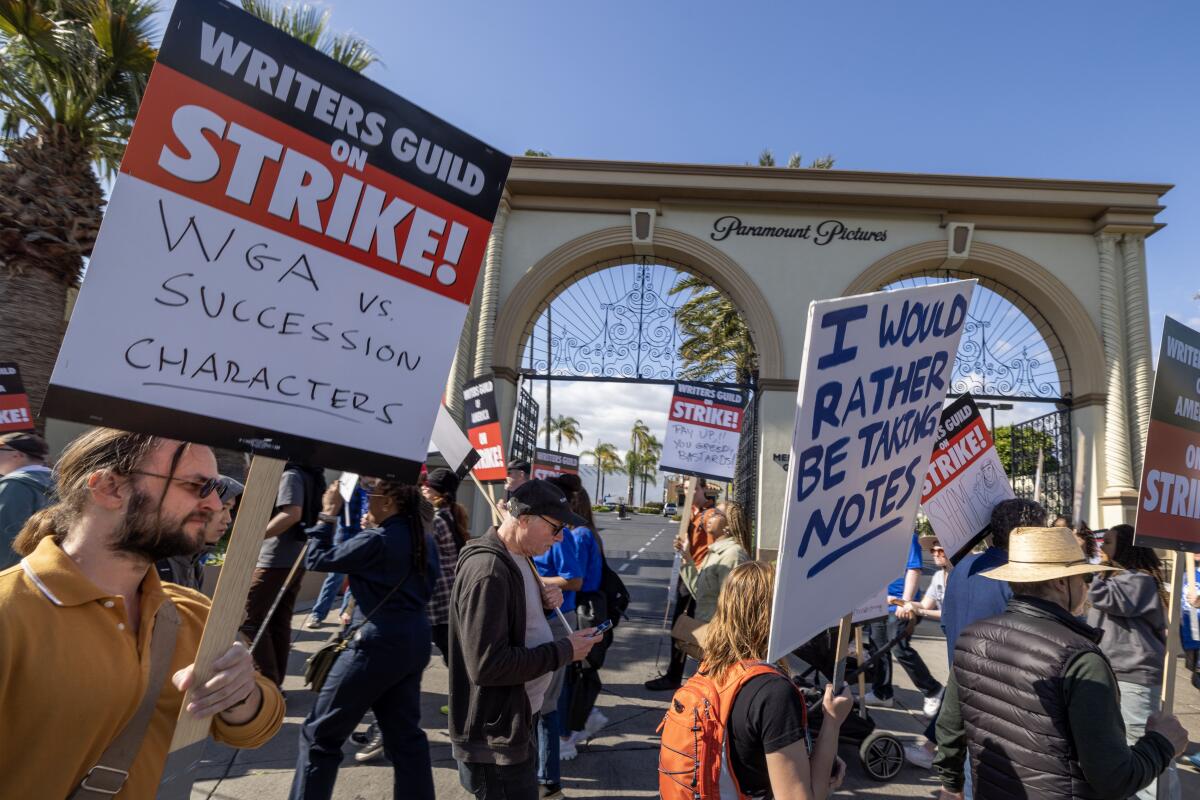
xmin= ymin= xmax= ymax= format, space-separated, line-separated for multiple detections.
xmin=0 ymin=466 xmax=54 ymax=570
xmin=1086 ymin=570 xmax=1167 ymax=686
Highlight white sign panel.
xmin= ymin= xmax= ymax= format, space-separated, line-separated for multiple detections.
xmin=659 ymin=381 xmax=748 ymax=481
xmin=920 ymin=394 xmax=1014 ymax=561
xmin=43 ymin=0 xmax=511 ymax=481
xmin=767 ymin=280 xmax=974 ymax=661
xmin=428 ymin=404 xmax=480 ymax=477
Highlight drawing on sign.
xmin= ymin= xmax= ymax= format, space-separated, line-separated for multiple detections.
xmin=767 ymin=280 xmax=974 ymax=661
xmin=659 ymin=381 xmax=747 ymax=482
xmin=532 ymin=448 xmax=581 ymax=480
xmin=463 ymin=376 xmax=507 ymax=481
xmin=920 ymin=394 xmax=1014 ymax=561
xmin=41 ymin=0 xmax=512 ymax=480
xmin=1135 ymin=317 xmax=1200 ymax=552
xmin=0 ymin=363 xmax=35 ymax=433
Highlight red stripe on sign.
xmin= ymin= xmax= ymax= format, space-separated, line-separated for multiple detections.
xmin=922 ymin=417 xmax=992 ymax=499
xmin=118 ymin=64 xmax=492 ymax=305
xmin=468 ymin=421 xmax=508 ymax=482
xmin=0 ymin=393 xmax=35 ymax=432
xmin=668 ymin=397 xmax=743 ymax=432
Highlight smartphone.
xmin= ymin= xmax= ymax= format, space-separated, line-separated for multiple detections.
xmin=588 ymin=620 xmax=614 ymax=638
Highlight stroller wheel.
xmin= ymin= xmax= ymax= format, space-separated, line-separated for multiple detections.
xmin=859 ymin=731 xmax=904 ymax=781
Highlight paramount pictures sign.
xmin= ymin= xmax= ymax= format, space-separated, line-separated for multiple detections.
xmin=711 ymin=215 xmax=888 ymax=245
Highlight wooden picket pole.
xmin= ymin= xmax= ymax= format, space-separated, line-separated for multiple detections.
xmin=854 ymin=625 xmax=868 ymax=719
xmin=830 ymin=612 xmax=854 ymax=692
xmin=168 ymin=455 xmax=285 ymax=752
xmin=1160 ymin=550 xmax=1186 ymax=713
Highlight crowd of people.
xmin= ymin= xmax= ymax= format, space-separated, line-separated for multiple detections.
xmin=1 ymin=426 xmax=1199 ymax=799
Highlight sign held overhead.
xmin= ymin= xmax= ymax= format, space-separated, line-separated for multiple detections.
xmin=659 ymin=380 xmax=748 ymax=482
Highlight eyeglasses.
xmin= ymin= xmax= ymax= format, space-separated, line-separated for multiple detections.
xmin=128 ymin=471 xmax=220 ymax=499
xmin=932 ymin=547 xmax=946 ymax=554
xmin=536 ymin=515 xmax=567 ymax=536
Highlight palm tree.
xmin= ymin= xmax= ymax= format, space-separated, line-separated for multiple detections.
xmin=638 ymin=432 xmax=661 ymax=506
xmin=626 ymin=419 xmax=654 ymax=504
xmin=582 ymin=440 xmax=622 ymax=499
xmin=540 ymin=414 xmax=581 ymax=452
xmin=241 ymin=1 xmax=378 ymax=72
xmin=670 ymin=275 xmax=757 ymax=384
xmin=0 ymin=0 xmax=159 ymax=430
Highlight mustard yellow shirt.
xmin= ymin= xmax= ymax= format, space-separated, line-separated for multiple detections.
xmin=0 ymin=537 xmax=285 ymax=798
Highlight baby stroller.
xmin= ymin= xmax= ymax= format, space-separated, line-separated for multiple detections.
xmin=790 ymin=626 xmax=906 ymax=782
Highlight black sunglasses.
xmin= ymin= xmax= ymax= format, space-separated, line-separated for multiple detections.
xmin=536 ymin=515 xmax=568 ymax=536
xmin=128 ymin=470 xmax=220 ymax=499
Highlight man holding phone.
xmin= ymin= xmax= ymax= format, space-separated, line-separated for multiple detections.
xmin=449 ymin=480 xmax=598 ymax=800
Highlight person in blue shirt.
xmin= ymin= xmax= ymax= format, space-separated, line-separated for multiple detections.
xmin=291 ymin=478 xmax=439 ymax=800
xmin=864 ymin=532 xmax=944 ymax=715
xmin=532 ymin=498 xmax=584 ymax=796
xmin=306 ymin=483 xmax=367 ymax=628
xmin=1182 ymin=562 xmax=1200 ymax=770
xmin=940 ymin=498 xmax=1046 ymax=658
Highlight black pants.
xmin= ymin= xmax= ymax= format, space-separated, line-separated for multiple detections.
xmin=432 ymin=622 xmax=449 ymax=666
xmin=665 ymin=582 xmax=696 ymax=683
xmin=458 ymin=759 xmax=538 ymax=800
xmin=289 ymin=625 xmax=434 ymax=800
xmin=866 ymin=613 xmax=942 ymax=701
xmin=241 ymin=565 xmax=304 ymax=686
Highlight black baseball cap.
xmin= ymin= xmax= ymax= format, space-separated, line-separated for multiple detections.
xmin=508 ymin=460 xmax=531 ymax=475
xmin=0 ymin=432 xmax=48 ymax=460
xmin=216 ymin=475 xmax=245 ymax=501
xmin=508 ymin=479 xmax=586 ymax=527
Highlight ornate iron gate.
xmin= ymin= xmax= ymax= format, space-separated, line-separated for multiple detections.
xmin=1008 ymin=407 xmax=1073 ymax=519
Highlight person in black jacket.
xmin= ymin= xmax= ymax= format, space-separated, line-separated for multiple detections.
xmin=934 ymin=526 xmax=1189 ymax=800
xmin=289 ymin=478 xmax=438 ymax=800
xmin=449 ymin=479 xmax=600 ymax=800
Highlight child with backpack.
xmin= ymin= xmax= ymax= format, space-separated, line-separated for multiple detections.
xmin=658 ymin=561 xmax=851 ymax=800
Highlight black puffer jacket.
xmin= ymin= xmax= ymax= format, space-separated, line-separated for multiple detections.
xmin=954 ymin=597 xmax=1107 ymax=799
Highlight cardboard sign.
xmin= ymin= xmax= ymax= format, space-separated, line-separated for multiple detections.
xmin=532 ymin=448 xmax=580 ymax=480
xmin=463 ymin=376 xmax=506 ymax=481
xmin=428 ymin=404 xmax=481 ymax=479
xmin=659 ymin=381 xmax=748 ymax=481
xmin=1135 ymin=317 xmax=1200 ymax=552
xmin=851 ymin=589 xmax=888 ymax=623
xmin=42 ymin=0 xmax=511 ymax=480
xmin=0 ymin=363 xmax=35 ymax=433
xmin=767 ymin=280 xmax=974 ymax=661
xmin=920 ymin=394 xmax=1014 ymax=561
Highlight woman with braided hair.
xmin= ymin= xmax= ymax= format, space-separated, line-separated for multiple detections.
xmin=289 ymin=478 xmax=439 ymax=800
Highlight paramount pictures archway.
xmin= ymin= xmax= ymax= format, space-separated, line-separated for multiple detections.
xmin=445 ymin=159 xmax=1167 ymax=555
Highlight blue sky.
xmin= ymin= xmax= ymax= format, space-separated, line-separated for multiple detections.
xmin=147 ymin=0 xmax=1200 ymax=450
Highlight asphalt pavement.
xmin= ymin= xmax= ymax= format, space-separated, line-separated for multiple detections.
xmin=192 ymin=512 xmax=1200 ymax=799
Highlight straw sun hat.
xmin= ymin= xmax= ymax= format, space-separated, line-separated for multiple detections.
xmin=981 ymin=527 xmax=1119 ymax=582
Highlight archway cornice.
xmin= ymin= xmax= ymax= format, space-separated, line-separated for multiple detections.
xmin=493 ymin=226 xmax=786 ymax=380
xmin=845 ymin=240 xmax=1106 ymax=398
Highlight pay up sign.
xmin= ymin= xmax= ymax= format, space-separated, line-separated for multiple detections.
xmin=920 ymin=394 xmax=1014 ymax=562
xmin=659 ymin=381 xmax=747 ymax=482
xmin=44 ymin=0 xmax=511 ymax=479
xmin=1135 ymin=317 xmax=1200 ymax=552
xmin=463 ymin=377 xmax=507 ymax=481
xmin=0 ymin=363 xmax=35 ymax=433
xmin=768 ymin=280 xmax=974 ymax=660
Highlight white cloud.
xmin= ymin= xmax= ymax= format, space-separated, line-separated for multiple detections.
xmin=535 ymin=379 xmax=672 ymax=461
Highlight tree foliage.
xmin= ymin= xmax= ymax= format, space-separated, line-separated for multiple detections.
xmin=540 ymin=414 xmax=581 ymax=451
xmin=241 ymin=1 xmax=377 ymax=72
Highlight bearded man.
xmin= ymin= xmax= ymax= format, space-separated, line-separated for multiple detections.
xmin=0 ymin=428 xmax=284 ymax=798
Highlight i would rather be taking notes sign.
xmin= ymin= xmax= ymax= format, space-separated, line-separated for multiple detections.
xmin=768 ymin=280 xmax=974 ymax=661
xmin=44 ymin=0 xmax=511 ymax=479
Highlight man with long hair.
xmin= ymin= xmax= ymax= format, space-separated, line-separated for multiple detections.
xmin=0 ymin=428 xmax=284 ymax=797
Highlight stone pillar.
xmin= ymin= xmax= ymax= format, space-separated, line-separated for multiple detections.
xmin=752 ymin=380 xmax=799 ymax=559
xmin=1095 ymin=232 xmax=1136 ymax=523
xmin=1120 ymin=233 xmax=1154 ymax=480
xmin=474 ymin=196 xmax=510 ymax=378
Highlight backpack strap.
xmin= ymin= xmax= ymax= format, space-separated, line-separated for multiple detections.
xmin=69 ymin=599 xmax=181 ymax=798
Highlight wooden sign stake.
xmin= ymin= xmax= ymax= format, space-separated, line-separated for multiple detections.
xmin=1160 ymin=550 xmax=1186 ymax=713
xmin=168 ymin=455 xmax=285 ymax=752
xmin=830 ymin=612 xmax=854 ymax=693
xmin=853 ymin=625 xmax=868 ymax=719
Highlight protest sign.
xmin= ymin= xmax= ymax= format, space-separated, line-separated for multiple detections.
xmin=767 ymin=279 xmax=974 ymax=661
xmin=1134 ymin=317 xmax=1200 ymax=552
xmin=920 ymin=394 xmax=1014 ymax=561
xmin=510 ymin=379 xmax=540 ymax=465
xmin=463 ymin=376 xmax=507 ymax=481
xmin=429 ymin=404 xmax=481 ymax=479
xmin=659 ymin=381 xmax=747 ymax=481
xmin=532 ymin=448 xmax=580 ymax=479
xmin=42 ymin=0 xmax=511 ymax=482
xmin=0 ymin=363 xmax=35 ymax=433
xmin=852 ymin=589 xmax=888 ymax=623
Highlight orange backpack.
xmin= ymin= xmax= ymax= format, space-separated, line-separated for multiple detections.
xmin=657 ymin=660 xmax=807 ymax=800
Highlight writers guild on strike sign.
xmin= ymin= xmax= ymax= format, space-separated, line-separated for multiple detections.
xmin=659 ymin=381 xmax=747 ymax=483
